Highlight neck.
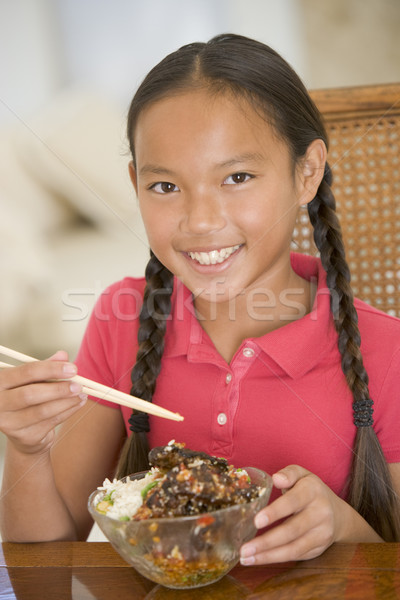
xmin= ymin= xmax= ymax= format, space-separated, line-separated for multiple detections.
xmin=193 ymin=264 xmax=315 ymax=363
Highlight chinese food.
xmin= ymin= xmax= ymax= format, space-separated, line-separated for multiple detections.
xmin=91 ymin=441 xmax=270 ymax=588
xmin=95 ymin=441 xmax=263 ymax=521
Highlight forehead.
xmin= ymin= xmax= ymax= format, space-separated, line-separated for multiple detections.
xmin=133 ymin=89 xmax=283 ymax=164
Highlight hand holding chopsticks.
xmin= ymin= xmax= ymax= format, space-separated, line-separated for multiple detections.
xmin=0 ymin=345 xmax=184 ymax=423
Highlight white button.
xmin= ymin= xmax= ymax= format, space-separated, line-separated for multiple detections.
xmin=225 ymin=373 xmax=232 ymax=384
xmin=242 ymin=347 xmax=255 ymax=358
xmin=217 ymin=413 xmax=227 ymax=425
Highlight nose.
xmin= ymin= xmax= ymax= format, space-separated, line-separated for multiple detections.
xmin=181 ymin=190 xmax=227 ymax=235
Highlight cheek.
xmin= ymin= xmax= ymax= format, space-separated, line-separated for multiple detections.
xmin=138 ymin=204 xmax=158 ymax=245
xmin=240 ymin=193 xmax=298 ymax=246
xmin=139 ymin=202 xmax=175 ymax=254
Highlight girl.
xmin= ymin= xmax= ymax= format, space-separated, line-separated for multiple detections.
xmin=1 ymin=34 xmax=400 ymax=565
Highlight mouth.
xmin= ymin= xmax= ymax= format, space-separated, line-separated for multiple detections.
xmin=186 ymin=244 xmax=241 ymax=266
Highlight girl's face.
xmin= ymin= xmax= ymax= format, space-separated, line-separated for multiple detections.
xmin=131 ymin=89 xmax=320 ymax=305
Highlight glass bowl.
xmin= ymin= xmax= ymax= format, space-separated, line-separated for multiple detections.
xmin=88 ymin=467 xmax=272 ymax=589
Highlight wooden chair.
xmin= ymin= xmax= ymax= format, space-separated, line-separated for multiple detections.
xmin=291 ymin=83 xmax=400 ymax=317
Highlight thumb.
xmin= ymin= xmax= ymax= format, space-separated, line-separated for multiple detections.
xmin=48 ymin=350 xmax=70 ymax=362
xmin=272 ymin=465 xmax=310 ymax=491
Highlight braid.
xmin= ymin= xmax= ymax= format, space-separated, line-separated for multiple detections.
xmin=116 ymin=251 xmax=174 ymax=478
xmin=308 ymin=165 xmax=400 ymax=541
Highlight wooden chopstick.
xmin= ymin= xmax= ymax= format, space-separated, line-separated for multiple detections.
xmin=0 ymin=359 xmax=156 ymax=414
xmin=0 ymin=345 xmax=184 ymax=422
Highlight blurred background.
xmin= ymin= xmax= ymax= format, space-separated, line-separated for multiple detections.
xmin=0 ymin=0 xmax=399 ymax=542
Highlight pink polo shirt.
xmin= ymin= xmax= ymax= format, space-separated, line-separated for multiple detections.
xmin=75 ymin=253 xmax=400 ymax=500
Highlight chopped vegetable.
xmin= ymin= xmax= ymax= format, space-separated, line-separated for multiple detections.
xmin=140 ymin=481 xmax=158 ymax=499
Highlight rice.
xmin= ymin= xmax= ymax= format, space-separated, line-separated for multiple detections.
xmin=95 ymin=469 xmax=159 ymax=520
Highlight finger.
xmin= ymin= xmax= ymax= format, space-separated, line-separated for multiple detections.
xmin=4 ymin=392 xmax=87 ymax=432
xmin=253 ymin=509 xmax=315 ymax=556
xmin=254 ymin=476 xmax=315 ymax=530
xmin=241 ymin=528 xmax=328 ymax=565
xmin=48 ymin=350 xmax=69 ymax=362
xmin=0 ymin=357 xmax=77 ymax=392
xmin=1 ymin=380 xmax=85 ymax=412
xmin=24 ymin=397 xmax=88 ymax=437
xmin=6 ymin=397 xmax=88 ymax=453
xmin=272 ymin=465 xmax=310 ymax=490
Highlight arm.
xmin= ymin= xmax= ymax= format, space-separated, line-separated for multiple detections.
xmin=51 ymin=397 xmax=126 ymax=541
xmin=0 ymin=353 xmax=125 ymax=542
xmin=240 ymin=464 xmax=386 ymax=566
xmin=388 ymin=463 xmax=400 ymax=490
xmin=0 ymin=352 xmax=83 ymax=541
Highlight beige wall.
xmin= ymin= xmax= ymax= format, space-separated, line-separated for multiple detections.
xmin=299 ymin=0 xmax=400 ymax=88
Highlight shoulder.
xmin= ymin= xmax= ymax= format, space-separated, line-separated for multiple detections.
xmin=355 ymin=297 xmax=400 ymax=339
xmin=101 ymin=276 xmax=147 ymax=299
xmin=81 ymin=277 xmax=147 ymax=348
xmin=94 ymin=277 xmax=147 ymax=319
xmin=75 ymin=277 xmax=147 ymax=389
xmin=354 ymin=298 xmax=400 ymax=374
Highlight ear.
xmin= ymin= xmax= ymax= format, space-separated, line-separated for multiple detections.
xmin=128 ymin=160 xmax=138 ymax=195
xmin=296 ymin=139 xmax=327 ymax=206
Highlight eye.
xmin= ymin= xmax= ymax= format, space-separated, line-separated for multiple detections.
xmin=150 ymin=181 xmax=179 ymax=194
xmin=223 ymin=172 xmax=253 ymax=185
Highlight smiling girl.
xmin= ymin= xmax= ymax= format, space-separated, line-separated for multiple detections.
xmin=1 ymin=34 xmax=399 ymax=563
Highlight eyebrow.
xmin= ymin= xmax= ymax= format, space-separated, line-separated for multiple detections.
xmin=139 ymin=164 xmax=177 ymax=177
xmin=139 ymin=152 xmax=264 ymax=178
xmin=215 ymin=152 xmax=264 ymax=169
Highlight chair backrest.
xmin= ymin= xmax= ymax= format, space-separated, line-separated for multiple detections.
xmin=291 ymin=83 xmax=400 ymax=317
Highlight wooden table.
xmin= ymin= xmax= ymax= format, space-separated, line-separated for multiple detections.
xmin=1 ymin=542 xmax=399 ymax=599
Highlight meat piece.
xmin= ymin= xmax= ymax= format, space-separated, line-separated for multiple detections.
xmin=148 ymin=442 xmax=229 ymax=473
xmin=134 ymin=443 xmax=261 ymax=520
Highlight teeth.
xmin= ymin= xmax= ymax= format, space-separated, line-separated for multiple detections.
xmin=188 ymin=245 xmax=240 ymax=265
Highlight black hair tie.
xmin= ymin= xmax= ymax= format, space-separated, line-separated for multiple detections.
xmin=353 ymin=399 xmax=374 ymax=428
xmin=129 ymin=411 xmax=150 ymax=433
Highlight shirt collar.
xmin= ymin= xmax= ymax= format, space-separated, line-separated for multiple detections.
xmin=163 ymin=279 xmax=199 ymax=356
xmin=164 ymin=253 xmax=338 ymax=378
xmin=252 ymin=253 xmax=338 ymax=378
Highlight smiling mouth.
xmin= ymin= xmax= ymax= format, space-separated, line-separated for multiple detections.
xmin=187 ymin=244 xmax=241 ymax=265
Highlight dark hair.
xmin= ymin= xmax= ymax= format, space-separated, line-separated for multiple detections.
xmin=116 ymin=33 xmax=400 ymax=541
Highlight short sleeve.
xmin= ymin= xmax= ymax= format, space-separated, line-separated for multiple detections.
xmin=74 ymin=278 xmax=143 ymax=411
xmin=74 ymin=284 xmax=119 ymax=409
xmin=373 ymin=347 xmax=400 ymax=463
